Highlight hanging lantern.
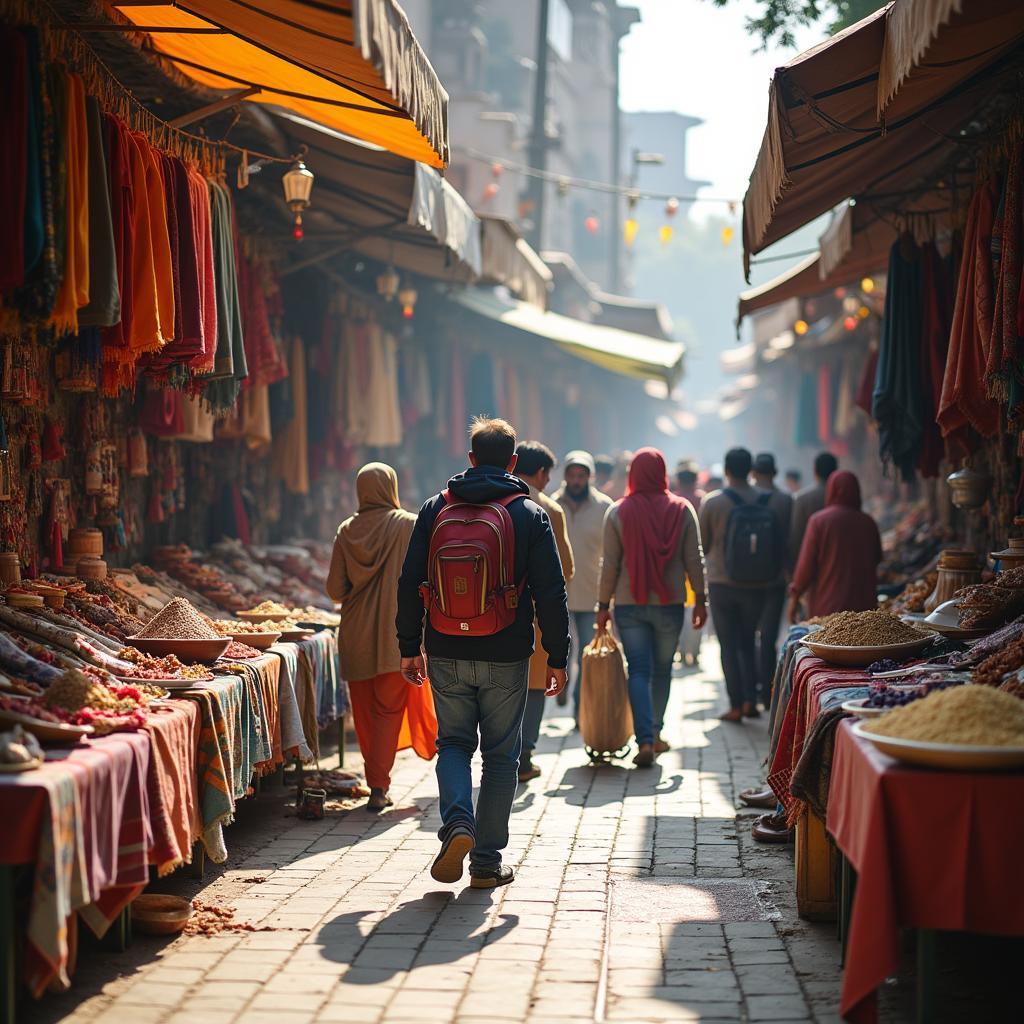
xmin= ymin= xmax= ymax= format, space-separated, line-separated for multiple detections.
xmin=399 ymin=285 xmax=418 ymax=320
xmin=834 ymin=286 xmax=847 ymax=300
xmin=482 ymin=181 xmax=500 ymax=202
xmin=624 ymin=217 xmax=639 ymax=247
xmin=861 ymin=277 xmax=875 ymax=293
xmin=491 ymin=162 xmax=504 ymax=179
xmin=584 ymin=214 xmax=600 ymax=235
xmin=659 ymin=224 xmax=673 ymax=246
xmin=857 ymin=305 xmax=871 ymax=319
xmin=376 ymin=265 xmax=400 ymax=301
xmin=282 ymin=157 xmax=314 ymax=240
xmin=721 ymin=226 xmax=734 ymax=247
xmin=843 ymin=315 xmax=858 ymax=331
xmin=794 ymin=319 xmax=809 ymax=336
xmin=665 ymin=197 xmax=680 ymax=218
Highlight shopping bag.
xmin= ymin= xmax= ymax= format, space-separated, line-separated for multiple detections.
xmin=578 ymin=628 xmax=633 ymax=755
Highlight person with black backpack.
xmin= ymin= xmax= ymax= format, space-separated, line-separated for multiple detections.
xmin=396 ymin=417 xmax=570 ymax=889
xmin=698 ymin=448 xmax=787 ymax=722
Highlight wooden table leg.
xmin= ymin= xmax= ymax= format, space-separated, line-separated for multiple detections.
xmin=191 ymin=841 xmax=206 ymax=880
xmin=0 ymin=866 xmax=16 ymax=1024
xmin=337 ymin=713 xmax=346 ymax=768
xmin=102 ymin=906 xmax=131 ymax=952
xmin=916 ymin=928 xmax=937 ymax=1024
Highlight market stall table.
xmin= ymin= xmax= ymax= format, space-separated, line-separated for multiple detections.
xmin=827 ymin=720 xmax=1024 ymax=1023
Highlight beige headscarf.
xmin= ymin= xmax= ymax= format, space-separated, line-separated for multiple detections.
xmin=326 ymin=463 xmax=416 ymax=682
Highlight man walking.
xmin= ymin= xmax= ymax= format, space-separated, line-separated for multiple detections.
xmin=699 ymin=448 xmax=787 ymax=721
xmin=514 ymin=441 xmax=574 ymax=782
xmin=674 ymin=460 xmax=706 ymax=667
xmin=397 ymin=417 xmax=570 ymax=889
xmin=751 ymin=453 xmax=792 ymax=707
xmin=554 ymin=451 xmax=613 ymax=714
xmin=790 ymin=452 xmax=838 ymax=566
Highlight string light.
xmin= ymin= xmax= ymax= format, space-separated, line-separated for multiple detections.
xmin=794 ymin=319 xmax=809 ymax=335
xmin=861 ymin=277 xmax=875 ymax=293
xmin=659 ymin=224 xmax=673 ymax=246
xmin=585 ymin=214 xmax=600 ymax=235
xmin=721 ymin=226 xmax=735 ymax=247
xmin=624 ymin=218 xmax=639 ymax=247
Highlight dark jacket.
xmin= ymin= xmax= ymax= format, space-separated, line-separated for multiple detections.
xmin=396 ymin=465 xmax=570 ymax=667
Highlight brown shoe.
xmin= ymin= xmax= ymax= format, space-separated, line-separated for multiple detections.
xmin=751 ymin=811 xmax=793 ymax=844
xmin=719 ymin=708 xmax=744 ymax=723
xmin=633 ymin=743 xmax=656 ymax=768
xmin=518 ymin=762 xmax=542 ymax=782
xmin=739 ymin=787 xmax=777 ymax=810
xmin=742 ymin=702 xmax=761 ymax=719
xmin=653 ymin=737 xmax=670 ymax=754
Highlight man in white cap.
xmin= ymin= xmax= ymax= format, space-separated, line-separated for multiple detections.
xmin=554 ymin=451 xmax=613 ymax=714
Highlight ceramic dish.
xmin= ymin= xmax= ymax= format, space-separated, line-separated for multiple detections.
xmin=278 ymin=628 xmax=314 ymax=643
xmin=237 ymin=610 xmax=290 ymax=623
xmin=851 ymin=720 xmax=1024 ymax=771
xmin=840 ymin=698 xmax=888 ymax=719
xmin=0 ymin=709 xmax=94 ymax=743
xmin=0 ymin=756 xmax=44 ymax=773
xmin=125 ymin=637 xmax=230 ymax=663
xmin=228 ymin=631 xmax=281 ymax=650
xmin=800 ymin=633 xmax=938 ymax=668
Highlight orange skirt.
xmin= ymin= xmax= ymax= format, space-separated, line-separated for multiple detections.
xmin=348 ymin=671 xmax=437 ymax=790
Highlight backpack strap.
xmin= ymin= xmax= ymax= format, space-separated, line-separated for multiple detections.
xmin=756 ymin=492 xmax=773 ymax=507
xmin=496 ymin=492 xmax=527 ymax=508
xmin=723 ymin=488 xmax=744 ymax=506
xmin=440 ymin=489 xmax=452 ymax=505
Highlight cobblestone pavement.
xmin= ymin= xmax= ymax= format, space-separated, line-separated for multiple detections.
xmin=31 ymin=644 xmax=853 ymax=1024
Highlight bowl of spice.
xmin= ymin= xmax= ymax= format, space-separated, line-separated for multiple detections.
xmin=127 ymin=598 xmax=230 ymax=664
xmin=801 ymin=610 xmax=937 ymax=667
xmin=853 ymin=686 xmax=1024 ymax=770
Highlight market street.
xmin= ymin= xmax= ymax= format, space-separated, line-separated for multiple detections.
xmin=29 ymin=647 xmax=844 ymax=1024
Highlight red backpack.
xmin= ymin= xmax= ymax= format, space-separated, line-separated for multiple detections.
xmin=419 ymin=490 xmax=525 ymax=636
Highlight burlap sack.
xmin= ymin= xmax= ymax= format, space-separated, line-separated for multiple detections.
xmin=578 ymin=629 xmax=633 ymax=754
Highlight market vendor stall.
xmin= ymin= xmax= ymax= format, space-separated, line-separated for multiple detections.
xmin=828 ymin=718 xmax=1024 ymax=1023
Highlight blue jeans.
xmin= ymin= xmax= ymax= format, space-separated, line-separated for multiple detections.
xmin=572 ymin=610 xmax=597 ymax=715
xmin=427 ymin=658 xmax=529 ymax=872
xmin=520 ymin=689 xmax=545 ymax=762
xmin=614 ymin=604 xmax=687 ymax=745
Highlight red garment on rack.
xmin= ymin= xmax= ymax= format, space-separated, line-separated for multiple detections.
xmin=0 ymin=29 xmax=28 ymax=290
xmin=816 ymin=365 xmax=831 ymax=443
xmin=102 ymin=115 xmax=134 ymax=349
xmin=855 ymin=348 xmax=878 ymax=416
xmin=187 ymin=165 xmax=217 ymax=372
xmin=918 ymin=243 xmax=953 ymax=477
xmin=938 ymin=183 xmax=1000 ymax=442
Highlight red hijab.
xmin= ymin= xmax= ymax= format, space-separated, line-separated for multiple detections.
xmin=617 ymin=447 xmax=689 ymax=604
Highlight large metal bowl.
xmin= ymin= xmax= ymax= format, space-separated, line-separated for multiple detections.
xmin=800 ymin=633 xmax=937 ymax=668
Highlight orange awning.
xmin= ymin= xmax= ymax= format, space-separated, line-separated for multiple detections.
xmin=111 ymin=0 xmax=448 ymax=168
xmin=741 ymin=0 xmax=1024 ymax=276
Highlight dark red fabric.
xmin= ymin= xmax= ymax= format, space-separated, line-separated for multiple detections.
xmin=917 ymin=243 xmax=953 ymax=477
xmin=102 ymin=115 xmax=135 ymax=351
xmin=0 ymin=28 xmax=28 ymax=289
xmin=817 ymin=364 xmax=832 ymax=443
xmin=855 ymin=348 xmax=878 ymax=415
xmin=828 ymin=722 xmax=1024 ymax=1023
xmin=618 ymin=447 xmax=687 ymax=605
xmin=790 ymin=472 xmax=882 ymax=617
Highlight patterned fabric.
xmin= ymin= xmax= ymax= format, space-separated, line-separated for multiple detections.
xmin=272 ymin=642 xmax=315 ymax=762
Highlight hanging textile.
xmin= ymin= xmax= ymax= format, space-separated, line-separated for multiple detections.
xmin=794 ymin=371 xmax=818 ymax=447
xmin=873 ymin=238 xmax=925 ymax=481
xmin=187 ymin=165 xmax=216 ymax=372
xmin=816 ymin=364 xmax=832 ymax=445
xmin=0 ymin=27 xmax=28 ymax=291
xmin=364 ymin=325 xmax=402 ymax=448
xmin=987 ymin=147 xmax=1022 ymax=404
xmin=51 ymin=72 xmax=89 ymax=336
xmin=140 ymin=137 xmax=175 ymax=347
xmin=272 ymin=336 xmax=309 ymax=495
xmin=101 ymin=115 xmax=134 ymax=357
xmin=78 ymin=97 xmax=119 ymax=329
xmin=918 ymin=243 xmax=954 ymax=477
xmin=938 ymin=182 xmax=1001 ymax=444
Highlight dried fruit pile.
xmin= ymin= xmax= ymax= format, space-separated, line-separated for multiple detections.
xmin=117 ymin=647 xmax=213 ymax=681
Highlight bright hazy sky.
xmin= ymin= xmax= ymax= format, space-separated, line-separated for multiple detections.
xmin=620 ymin=0 xmax=821 ymax=209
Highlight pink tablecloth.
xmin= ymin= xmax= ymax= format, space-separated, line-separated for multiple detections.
xmin=0 ymin=731 xmax=152 ymax=995
xmin=827 ymin=722 xmax=1024 ymax=1022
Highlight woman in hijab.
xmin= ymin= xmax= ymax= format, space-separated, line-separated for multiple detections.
xmin=327 ymin=463 xmax=437 ymax=811
xmin=788 ymin=470 xmax=882 ymax=621
xmin=596 ymin=448 xmax=707 ymax=766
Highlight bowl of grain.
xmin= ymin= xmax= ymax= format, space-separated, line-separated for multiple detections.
xmin=801 ymin=610 xmax=938 ymax=667
xmin=853 ymin=685 xmax=1024 ymax=770
xmin=127 ymin=597 xmax=230 ymax=663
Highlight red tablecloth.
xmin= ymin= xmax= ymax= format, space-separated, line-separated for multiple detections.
xmin=768 ymin=656 xmax=870 ymax=820
xmin=827 ymin=722 xmax=1024 ymax=1022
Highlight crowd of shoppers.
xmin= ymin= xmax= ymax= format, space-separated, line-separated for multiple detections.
xmin=326 ymin=423 xmax=881 ymax=888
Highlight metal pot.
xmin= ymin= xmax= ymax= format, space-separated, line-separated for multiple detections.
xmin=946 ymin=467 xmax=991 ymax=510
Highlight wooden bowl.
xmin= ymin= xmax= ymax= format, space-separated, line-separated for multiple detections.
xmin=800 ymin=633 xmax=937 ymax=668
xmin=228 ymin=631 xmax=281 ymax=650
xmin=237 ymin=609 xmax=290 ymax=623
xmin=131 ymin=894 xmax=193 ymax=935
xmin=125 ymin=637 xmax=231 ymax=663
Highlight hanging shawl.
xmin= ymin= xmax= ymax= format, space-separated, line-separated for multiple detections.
xmin=78 ymin=97 xmax=119 ymax=328
xmin=938 ymin=182 xmax=1001 ymax=444
xmin=187 ymin=165 xmax=216 ymax=371
xmin=13 ymin=35 xmax=59 ymax=322
xmin=918 ymin=243 xmax=954 ymax=478
xmin=987 ymin=147 xmax=1022 ymax=402
xmin=140 ymin=138 xmax=174 ymax=347
xmin=101 ymin=115 xmax=134 ymax=367
xmin=873 ymin=238 xmax=925 ymax=481
xmin=0 ymin=28 xmax=28 ymax=291
xmin=51 ymin=72 xmax=89 ymax=336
